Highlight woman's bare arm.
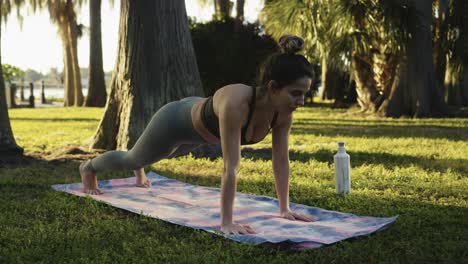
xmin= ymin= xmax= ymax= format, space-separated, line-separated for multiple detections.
xmin=272 ymin=114 xmax=316 ymax=222
xmin=216 ymin=87 xmax=256 ymax=234
xmin=272 ymin=114 xmax=292 ymax=213
xmin=218 ymin=99 xmax=241 ymax=227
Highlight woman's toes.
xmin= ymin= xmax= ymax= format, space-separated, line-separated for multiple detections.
xmin=86 ymin=188 xmax=103 ymax=195
xmin=136 ymin=179 xmax=151 ymax=188
xmin=145 ymin=180 xmax=152 ymax=187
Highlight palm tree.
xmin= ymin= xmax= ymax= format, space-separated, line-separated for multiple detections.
xmin=215 ymin=0 xmax=232 ymax=19
xmin=261 ymin=0 xmax=350 ymax=106
xmin=335 ymin=0 xmax=406 ymax=114
xmin=198 ymin=0 xmax=233 ymax=20
xmin=433 ymin=0 xmax=448 ymax=93
xmin=0 ymin=0 xmax=24 ymax=156
xmin=263 ymin=0 xmax=449 ymax=116
xmin=461 ymin=0 xmax=468 ymax=105
xmin=444 ymin=0 xmax=467 ymax=106
xmin=91 ymin=0 xmax=204 ymax=150
xmin=30 ymin=0 xmax=85 ymax=107
xmin=383 ymin=0 xmax=448 ymax=117
xmin=236 ymin=0 xmax=245 ymax=21
xmin=338 ymin=0 xmax=449 ymax=117
xmin=85 ymin=0 xmax=107 ymax=107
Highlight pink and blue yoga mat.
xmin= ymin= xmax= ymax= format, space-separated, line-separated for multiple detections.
xmin=52 ymin=171 xmax=398 ymax=250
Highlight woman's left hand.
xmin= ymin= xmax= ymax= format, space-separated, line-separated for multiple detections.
xmin=280 ymin=209 xmax=316 ymax=222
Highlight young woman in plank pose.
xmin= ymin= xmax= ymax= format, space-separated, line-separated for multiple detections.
xmin=80 ymin=35 xmax=316 ymax=235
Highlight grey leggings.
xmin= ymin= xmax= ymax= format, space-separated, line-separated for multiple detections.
xmin=90 ymin=97 xmax=207 ymax=172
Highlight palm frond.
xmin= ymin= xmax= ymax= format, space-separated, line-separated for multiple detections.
xmin=1 ymin=0 xmax=27 ymax=24
xmin=262 ymin=0 xmax=354 ymax=68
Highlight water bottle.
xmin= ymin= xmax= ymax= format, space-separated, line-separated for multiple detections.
xmin=334 ymin=142 xmax=351 ymax=195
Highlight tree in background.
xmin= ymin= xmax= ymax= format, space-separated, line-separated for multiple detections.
xmin=383 ymin=1 xmax=448 ymax=117
xmin=433 ymin=0 xmax=449 ymax=100
xmin=2 ymin=64 xmax=24 ymax=82
xmin=443 ymin=0 xmax=468 ymax=106
xmin=235 ymin=0 xmax=245 ymax=21
xmin=214 ymin=0 xmax=232 ymax=19
xmin=23 ymin=69 xmax=44 ymax=82
xmin=337 ymin=0 xmax=449 ymax=117
xmin=198 ymin=0 xmax=245 ymax=21
xmin=91 ymin=0 xmax=204 ymax=150
xmin=30 ymin=0 xmax=85 ymax=107
xmin=261 ymin=0 xmax=353 ymax=107
xmin=0 ymin=1 xmax=24 ymax=156
xmin=335 ymin=0 xmax=406 ymax=114
xmin=85 ymin=0 xmax=107 ymax=107
xmin=262 ymin=0 xmax=462 ymax=116
xmin=461 ymin=0 xmax=468 ymax=105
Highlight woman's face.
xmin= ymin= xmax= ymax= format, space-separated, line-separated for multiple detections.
xmin=269 ymin=76 xmax=312 ymax=113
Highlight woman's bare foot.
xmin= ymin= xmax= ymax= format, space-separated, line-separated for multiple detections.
xmin=134 ymin=168 xmax=152 ymax=188
xmin=79 ymin=160 xmax=103 ymax=195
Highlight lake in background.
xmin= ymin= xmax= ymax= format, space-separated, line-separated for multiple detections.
xmin=17 ymin=88 xmax=89 ymax=98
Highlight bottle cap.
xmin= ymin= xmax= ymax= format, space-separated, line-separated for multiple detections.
xmin=338 ymin=142 xmax=345 ymax=147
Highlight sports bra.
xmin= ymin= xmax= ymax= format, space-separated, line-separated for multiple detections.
xmin=201 ymin=86 xmax=278 ymax=145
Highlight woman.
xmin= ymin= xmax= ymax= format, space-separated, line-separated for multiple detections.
xmin=80 ymin=35 xmax=316 ymax=235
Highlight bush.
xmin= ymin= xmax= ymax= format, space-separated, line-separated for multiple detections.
xmin=190 ymin=18 xmax=278 ymax=96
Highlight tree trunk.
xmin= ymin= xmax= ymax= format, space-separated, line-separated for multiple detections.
xmin=85 ymin=0 xmax=107 ymax=107
xmin=460 ymin=0 xmax=468 ymax=106
xmin=463 ymin=0 xmax=468 ymax=66
xmin=444 ymin=0 xmax=468 ymax=107
xmin=441 ymin=0 xmax=458 ymax=106
xmin=62 ymin=32 xmax=74 ymax=106
xmin=384 ymin=1 xmax=448 ymax=117
xmin=214 ymin=0 xmax=231 ymax=20
xmin=90 ymin=0 xmax=204 ymax=151
xmin=461 ymin=67 xmax=468 ymax=106
xmin=331 ymin=72 xmax=345 ymax=108
xmin=70 ymin=21 xmax=83 ymax=106
xmin=0 ymin=8 xmax=23 ymax=156
xmin=233 ymin=0 xmax=245 ymax=32
xmin=320 ymin=56 xmax=329 ymax=100
xmin=433 ymin=0 xmax=448 ymax=91
xmin=345 ymin=77 xmax=358 ymax=104
xmin=352 ymin=52 xmax=380 ymax=112
xmin=445 ymin=60 xmax=462 ymax=106
xmin=320 ymin=55 xmax=345 ymax=106
xmin=57 ymin=0 xmax=83 ymax=107
xmin=236 ymin=0 xmax=244 ymax=21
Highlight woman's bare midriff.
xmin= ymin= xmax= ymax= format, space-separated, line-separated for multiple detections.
xmin=191 ymin=98 xmax=221 ymax=144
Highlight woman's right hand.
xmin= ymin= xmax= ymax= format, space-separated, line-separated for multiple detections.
xmin=220 ymin=223 xmax=256 ymax=235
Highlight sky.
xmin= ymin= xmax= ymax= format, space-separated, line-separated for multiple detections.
xmin=1 ymin=0 xmax=263 ymax=74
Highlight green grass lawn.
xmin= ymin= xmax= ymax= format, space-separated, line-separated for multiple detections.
xmin=1 ymin=105 xmax=467 ymax=263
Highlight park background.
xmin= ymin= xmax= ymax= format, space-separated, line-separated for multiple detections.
xmin=0 ymin=0 xmax=467 ymax=263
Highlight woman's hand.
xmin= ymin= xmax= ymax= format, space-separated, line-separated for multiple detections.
xmin=280 ymin=209 xmax=316 ymax=222
xmin=221 ymin=223 xmax=256 ymax=235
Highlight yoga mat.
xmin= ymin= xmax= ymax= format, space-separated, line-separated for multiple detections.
xmin=52 ymin=172 xmax=398 ymax=250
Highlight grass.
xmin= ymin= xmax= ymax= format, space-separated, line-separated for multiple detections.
xmin=1 ymin=104 xmax=467 ymax=263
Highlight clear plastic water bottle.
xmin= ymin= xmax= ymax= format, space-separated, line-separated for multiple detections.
xmin=334 ymin=142 xmax=351 ymax=195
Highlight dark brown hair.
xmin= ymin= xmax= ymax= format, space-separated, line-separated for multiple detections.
xmin=257 ymin=35 xmax=314 ymax=89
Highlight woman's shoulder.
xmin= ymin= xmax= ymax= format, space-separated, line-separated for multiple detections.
xmin=214 ymin=83 xmax=252 ymax=105
xmin=217 ymin=83 xmax=251 ymax=95
xmin=212 ymin=84 xmax=252 ymax=121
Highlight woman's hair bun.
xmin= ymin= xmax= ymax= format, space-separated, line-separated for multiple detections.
xmin=278 ymin=35 xmax=305 ymax=55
